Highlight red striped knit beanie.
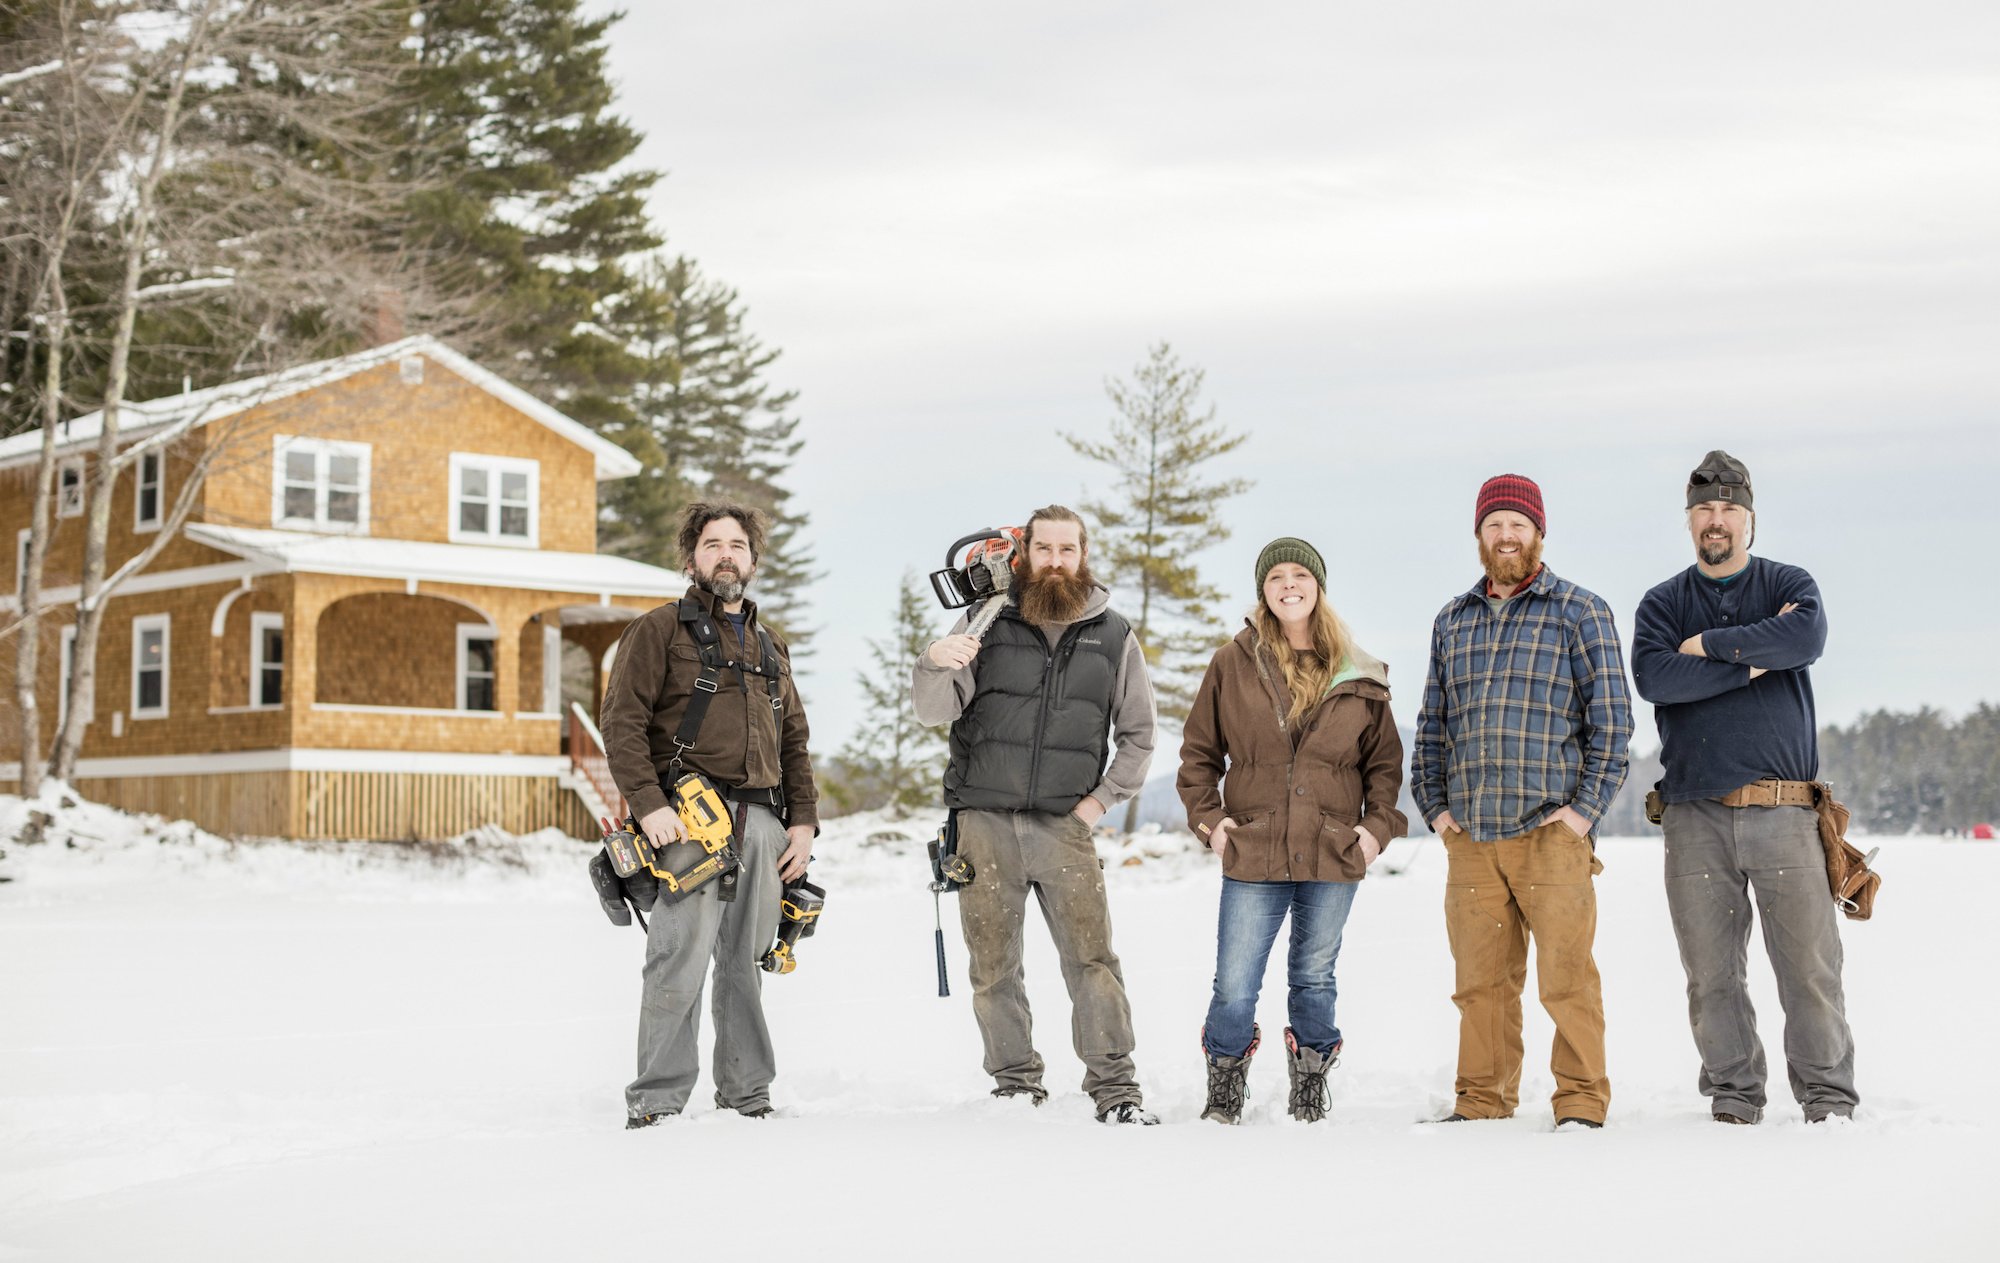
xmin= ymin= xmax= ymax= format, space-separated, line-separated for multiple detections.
xmin=1475 ymin=474 xmax=1545 ymax=535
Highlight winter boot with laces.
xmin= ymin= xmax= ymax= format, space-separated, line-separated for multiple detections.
xmin=1284 ymin=1027 xmax=1339 ymax=1123
xmin=1201 ymin=1023 xmax=1260 ymax=1125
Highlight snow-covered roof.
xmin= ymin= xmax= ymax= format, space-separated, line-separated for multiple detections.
xmin=186 ymin=524 xmax=687 ymax=600
xmin=0 ymin=336 xmax=642 ymax=481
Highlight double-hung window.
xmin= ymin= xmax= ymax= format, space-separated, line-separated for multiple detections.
xmin=457 ymin=625 xmax=498 ymax=712
xmin=131 ymin=614 xmax=170 ymax=719
xmin=134 ymin=449 xmax=164 ymax=531
xmin=449 ymin=454 xmax=538 ymax=547
xmin=250 ymin=612 xmax=285 ymax=708
xmin=273 ymin=436 xmax=370 ymax=533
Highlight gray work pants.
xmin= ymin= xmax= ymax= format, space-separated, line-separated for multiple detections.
xmin=626 ymin=802 xmax=787 ymax=1118
xmin=956 ymin=809 xmax=1143 ymax=1111
xmin=1662 ymin=797 xmax=1859 ymax=1122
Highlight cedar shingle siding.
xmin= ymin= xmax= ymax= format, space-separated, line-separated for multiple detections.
xmin=1 ymin=344 xmax=674 ymax=840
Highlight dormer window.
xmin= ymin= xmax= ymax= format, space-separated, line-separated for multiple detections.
xmin=273 ymin=436 xmax=370 ymax=534
xmin=449 ymin=453 xmax=538 ymax=547
xmin=57 ymin=457 xmax=85 ymax=518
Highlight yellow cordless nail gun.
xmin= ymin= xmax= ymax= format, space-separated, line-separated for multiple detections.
xmin=600 ymin=771 xmax=742 ymax=902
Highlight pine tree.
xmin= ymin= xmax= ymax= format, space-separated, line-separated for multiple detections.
xmin=1064 ymin=342 xmax=1252 ymax=727
xmin=599 ymin=255 xmax=818 ymax=650
xmin=828 ymin=573 xmax=947 ymax=817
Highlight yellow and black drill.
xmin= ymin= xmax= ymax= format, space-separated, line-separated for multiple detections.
xmin=759 ymin=878 xmax=825 ymax=974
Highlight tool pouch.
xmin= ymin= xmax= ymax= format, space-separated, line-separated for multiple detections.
xmin=1644 ymin=784 xmax=1666 ymax=827
xmin=928 ymin=809 xmax=973 ymax=891
xmin=1812 ymin=783 xmax=1881 ymax=921
xmin=589 ymin=849 xmax=633 ymax=926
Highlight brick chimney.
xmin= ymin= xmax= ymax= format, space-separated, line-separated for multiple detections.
xmin=366 ymin=287 xmax=406 ymax=346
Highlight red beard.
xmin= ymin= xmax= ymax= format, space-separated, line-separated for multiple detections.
xmin=1479 ymin=534 xmax=1542 ymax=590
xmin=1017 ymin=562 xmax=1095 ymax=624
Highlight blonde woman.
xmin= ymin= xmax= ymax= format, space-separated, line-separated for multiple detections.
xmin=1177 ymin=537 xmax=1407 ymax=1123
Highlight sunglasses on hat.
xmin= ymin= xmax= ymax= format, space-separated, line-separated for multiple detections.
xmin=1689 ymin=469 xmax=1747 ymax=487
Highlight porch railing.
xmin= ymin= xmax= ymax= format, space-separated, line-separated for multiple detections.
xmin=565 ymin=701 xmax=626 ymax=822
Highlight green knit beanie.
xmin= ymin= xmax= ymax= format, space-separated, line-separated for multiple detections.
xmin=1255 ymin=537 xmax=1326 ymax=592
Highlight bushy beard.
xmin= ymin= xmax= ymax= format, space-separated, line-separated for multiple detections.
xmin=1478 ymin=534 xmax=1542 ymax=589
xmin=693 ymin=560 xmax=749 ymax=604
xmin=1017 ymin=560 xmax=1095 ymax=624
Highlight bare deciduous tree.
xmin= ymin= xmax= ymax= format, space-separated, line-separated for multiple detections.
xmin=2 ymin=0 xmax=483 ymax=789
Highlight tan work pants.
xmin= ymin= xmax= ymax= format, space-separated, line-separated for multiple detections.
xmin=1443 ymin=821 xmax=1609 ymax=1123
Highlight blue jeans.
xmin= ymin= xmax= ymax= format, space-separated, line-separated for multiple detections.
xmin=1203 ymin=878 xmax=1359 ymax=1059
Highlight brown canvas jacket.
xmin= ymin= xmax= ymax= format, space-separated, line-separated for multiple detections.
xmin=1177 ymin=624 xmax=1407 ymax=882
xmin=600 ymin=586 xmax=818 ymax=829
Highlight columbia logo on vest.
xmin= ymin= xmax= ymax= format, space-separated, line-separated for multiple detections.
xmin=1076 ymin=638 xmax=1103 ymax=646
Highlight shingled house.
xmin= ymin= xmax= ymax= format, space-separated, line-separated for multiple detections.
xmin=1 ymin=337 xmax=674 ymax=839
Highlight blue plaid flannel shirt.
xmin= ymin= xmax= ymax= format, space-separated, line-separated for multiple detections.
xmin=1410 ymin=566 xmax=1634 ymax=842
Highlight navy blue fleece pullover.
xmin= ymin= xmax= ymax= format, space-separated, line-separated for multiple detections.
xmin=1630 ymin=555 xmax=1826 ymax=804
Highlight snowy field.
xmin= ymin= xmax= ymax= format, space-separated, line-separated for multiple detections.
xmin=4 ymin=790 xmax=1996 ymax=1262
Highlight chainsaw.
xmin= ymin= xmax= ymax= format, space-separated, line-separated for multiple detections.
xmin=929 ymin=527 xmax=1023 ymax=639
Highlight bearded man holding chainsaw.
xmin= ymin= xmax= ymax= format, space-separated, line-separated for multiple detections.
xmin=602 ymin=501 xmax=818 ymax=1127
xmin=911 ymin=504 xmax=1161 ymax=1124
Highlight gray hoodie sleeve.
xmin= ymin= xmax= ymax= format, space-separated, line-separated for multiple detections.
xmin=1087 ymin=627 xmax=1157 ymax=811
xmin=910 ymin=611 xmax=975 ymax=727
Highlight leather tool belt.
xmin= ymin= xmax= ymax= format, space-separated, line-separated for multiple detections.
xmin=1714 ymin=778 xmax=1880 ymax=921
xmin=1716 ymin=777 xmax=1818 ymax=809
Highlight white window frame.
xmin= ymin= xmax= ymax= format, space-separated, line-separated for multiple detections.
xmin=456 ymin=624 xmax=498 ymax=713
xmin=14 ymin=528 xmax=29 ymax=599
xmin=447 ymin=453 xmax=539 ymax=547
xmin=271 ymin=435 xmax=371 ymax=534
xmin=249 ymin=611 xmax=285 ymax=709
xmin=133 ymin=448 xmax=164 ymax=532
xmin=130 ymin=613 xmax=170 ymax=719
xmin=57 ymin=457 xmax=86 ymax=519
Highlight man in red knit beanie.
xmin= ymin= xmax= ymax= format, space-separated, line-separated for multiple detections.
xmin=1410 ymin=474 xmax=1634 ymax=1130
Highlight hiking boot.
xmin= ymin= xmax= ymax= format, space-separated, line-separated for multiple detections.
xmin=1435 ymin=1112 xmax=1472 ymax=1123
xmin=1201 ymin=1023 xmax=1259 ymax=1125
xmin=1097 ymin=1101 xmax=1160 ymax=1126
xmin=1284 ymin=1028 xmax=1338 ymax=1123
xmin=990 ymin=1086 xmax=1046 ymax=1107
xmin=1555 ymin=1117 xmax=1603 ymax=1131
xmin=715 ymin=1092 xmax=775 ymax=1118
xmin=1201 ymin=1051 xmax=1254 ymax=1125
xmin=624 ymin=1110 xmax=677 ymax=1130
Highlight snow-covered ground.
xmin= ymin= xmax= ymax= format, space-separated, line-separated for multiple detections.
xmin=3 ymin=790 xmax=1995 ymax=1261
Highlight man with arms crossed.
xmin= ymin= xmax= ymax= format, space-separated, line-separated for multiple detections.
xmin=1631 ymin=451 xmax=1857 ymax=1125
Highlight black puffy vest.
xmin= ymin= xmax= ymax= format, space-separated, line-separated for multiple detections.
xmin=944 ymin=604 xmax=1130 ymax=813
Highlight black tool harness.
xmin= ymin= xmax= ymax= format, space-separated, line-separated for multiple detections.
xmin=670 ymin=594 xmax=787 ymax=816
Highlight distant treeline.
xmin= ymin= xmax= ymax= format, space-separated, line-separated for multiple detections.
xmin=1601 ymin=705 xmax=2000 ymax=837
xmin=1128 ymin=705 xmax=2000 ymax=839
xmin=1818 ymin=705 xmax=2000 ymax=834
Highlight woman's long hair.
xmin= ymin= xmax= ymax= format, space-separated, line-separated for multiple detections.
xmin=1254 ymin=592 xmax=1349 ymax=729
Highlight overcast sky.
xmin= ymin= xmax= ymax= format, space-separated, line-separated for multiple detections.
xmin=592 ymin=1 xmax=2000 ymax=758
